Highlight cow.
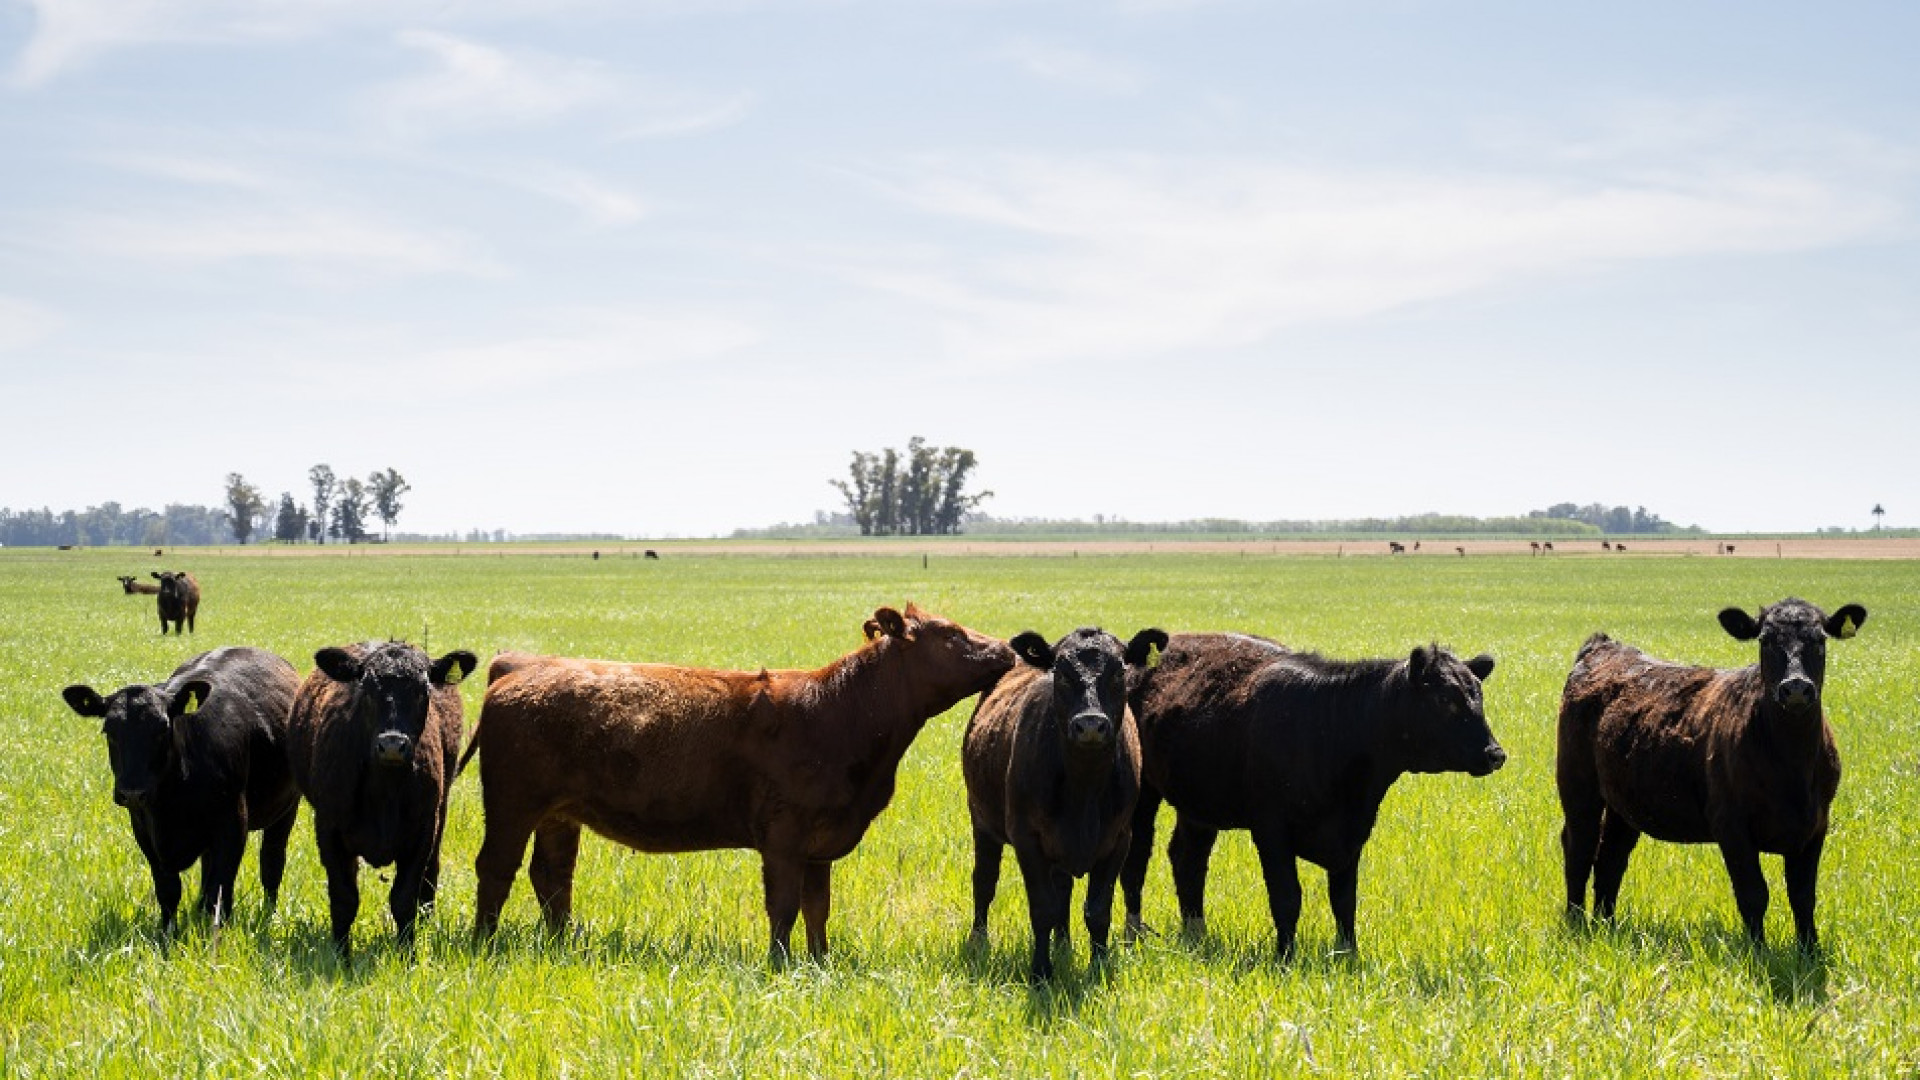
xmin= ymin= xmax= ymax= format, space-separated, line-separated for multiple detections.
xmin=1531 ymin=542 xmax=1542 ymax=556
xmin=1455 ymin=546 xmax=1466 ymax=557
xmin=61 ymin=647 xmax=301 ymax=931
xmin=1387 ymin=542 xmax=1405 ymax=555
xmin=153 ymin=571 xmax=199 ymax=634
xmin=118 ymin=575 xmax=160 ymax=595
xmin=1556 ymin=598 xmax=1867 ymax=949
xmin=285 ymin=641 xmax=477 ymax=954
xmin=1543 ymin=542 xmax=1555 ymax=553
xmin=644 ymin=549 xmax=660 ymax=560
xmin=1602 ymin=540 xmax=1613 ymax=551
xmin=464 ymin=604 xmax=1015 ymax=962
xmin=962 ymin=627 xmax=1167 ymax=980
xmin=1120 ymin=633 xmax=1505 ymax=959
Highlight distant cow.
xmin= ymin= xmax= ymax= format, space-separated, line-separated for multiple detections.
xmin=1530 ymin=542 xmax=1542 ymax=555
xmin=285 ymin=641 xmax=477 ymax=953
xmin=1543 ymin=542 xmax=1555 ymax=553
xmin=643 ymin=549 xmax=660 ymax=560
xmin=1455 ymin=546 xmax=1466 ymax=557
xmin=1121 ymin=633 xmax=1504 ymax=958
xmin=1615 ymin=543 xmax=1627 ymax=553
xmin=153 ymin=571 xmax=199 ymax=634
xmin=61 ymin=647 xmax=301 ymax=931
xmin=465 ymin=604 xmax=1015 ymax=961
xmin=1387 ymin=542 xmax=1405 ymax=555
xmin=1601 ymin=540 xmax=1613 ymax=551
xmin=1557 ymin=598 xmax=1867 ymax=948
xmin=118 ymin=575 xmax=160 ymax=595
xmin=963 ymin=627 xmax=1166 ymax=980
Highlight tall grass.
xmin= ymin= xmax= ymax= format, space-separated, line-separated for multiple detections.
xmin=1 ymin=549 xmax=1915 ymax=1075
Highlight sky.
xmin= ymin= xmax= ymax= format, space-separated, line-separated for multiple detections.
xmin=2 ymin=0 xmax=1916 ymax=537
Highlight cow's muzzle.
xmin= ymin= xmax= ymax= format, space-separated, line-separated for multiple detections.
xmin=1068 ymin=712 xmax=1115 ymax=749
xmin=1775 ymin=677 xmax=1819 ymax=711
xmin=1472 ymin=744 xmax=1508 ymax=777
xmin=113 ymin=786 xmax=152 ymax=809
xmin=372 ymin=732 xmax=415 ymax=765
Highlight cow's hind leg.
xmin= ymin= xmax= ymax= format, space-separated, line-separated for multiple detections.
xmin=199 ymin=813 xmax=247 ymax=927
xmin=969 ymin=827 xmax=1003 ymax=944
xmin=258 ymin=803 xmax=297 ymax=912
xmin=1590 ymin=807 xmax=1641 ymax=922
xmin=1251 ymin=826 xmax=1304 ymax=961
xmin=472 ymin=806 xmax=539 ymax=939
xmin=800 ymin=861 xmax=832 ymax=959
xmin=1557 ymin=747 xmax=1604 ymax=924
xmin=1118 ymin=783 xmax=1161 ymax=939
xmin=761 ymin=854 xmax=805 ymax=966
xmin=1167 ymin=815 xmax=1219 ymax=937
xmin=528 ymin=819 xmax=582 ymax=936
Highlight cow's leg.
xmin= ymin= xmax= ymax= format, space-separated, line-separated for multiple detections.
xmin=528 ymin=819 xmax=583 ymax=936
xmin=1084 ymin=834 xmax=1128 ymax=964
xmin=135 ymin=829 xmax=182 ymax=934
xmin=258 ymin=803 xmax=297 ymax=912
xmin=1119 ymin=784 xmax=1161 ymax=938
xmin=1167 ymin=815 xmax=1219 ymax=937
xmin=800 ymin=861 xmax=832 ymax=959
xmin=472 ymin=805 xmax=539 ymax=938
xmin=1326 ymin=858 xmax=1360 ymax=954
xmin=1557 ymin=756 xmax=1604 ymax=923
xmin=761 ymin=854 xmax=805 ymax=966
xmin=1251 ymin=827 xmax=1303 ymax=961
xmin=970 ymin=826 xmax=1003 ymax=944
xmin=389 ymin=837 xmax=436 ymax=950
xmin=1013 ymin=846 xmax=1066 ymax=981
xmin=199 ymin=813 xmax=247 ymax=927
xmin=316 ymin=826 xmax=361 ymax=955
xmin=1784 ymin=832 xmax=1825 ymax=950
xmin=1716 ymin=836 xmax=1770 ymax=945
xmin=1590 ymin=808 xmax=1641 ymax=921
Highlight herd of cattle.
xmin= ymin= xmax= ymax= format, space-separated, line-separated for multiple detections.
xmin=69 ymin=578 xmax=1867 ymax=979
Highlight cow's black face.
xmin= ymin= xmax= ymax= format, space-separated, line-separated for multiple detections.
xmin=1403 ymin=646 xmax=1505 ymax=776
xmin=62 ymin=681 xmax=205 ymax=808
xmin=316 ymin=644 xmax=475 ymax=768
xmin=1013 ymin=628 xmax=1131 ymax=752
xmin=1720 ymin=598 xmax=1867 ymax=716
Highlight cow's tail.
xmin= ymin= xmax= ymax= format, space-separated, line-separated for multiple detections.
xmin=457 ymin=653 xmax=537 ymax=778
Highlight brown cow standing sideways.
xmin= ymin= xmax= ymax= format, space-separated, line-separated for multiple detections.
xmin=153 ymin=571 xmax=199 ymax=634
xmin=1120 ymin=633 xmax=1505 ymax=958
xmin=285 ymin=641 xmax=477 ymax=954
xmin=465 ymin=604 xmax=1015 ymax=961
xmin=118 ymin=575 xmax=160 ymax=595
xmin=963 ymin=627 xmax=1166 ymax=980
xmin=1557 ymin=598 xmax=1866 ymax=948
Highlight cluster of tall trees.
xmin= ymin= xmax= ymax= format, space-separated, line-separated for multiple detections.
xmin=0 ymin=466 xmax=415 ymax=547
xmin=0 ymin=504 xmax=229 ymax=547
xmin=829 ymin=438 xmax=991 ymax=536
xmin=1528 ymin=502 xmax=1694 ymax=535
xmin=246 ymin=465 xmax=411 ymax=544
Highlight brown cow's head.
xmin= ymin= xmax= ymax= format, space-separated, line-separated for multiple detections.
xmin=1012 ymin=627 xmax=1165 ymax=753
xmin=1401 ymin=645 xmax=1505 ymax=777
xmin=62 ymin=679 xmax=211 ymax=808
xmin=1719 ymin=598 xmax=1867 ymax=716
xmin=867 ymin=603 xmax=1015 ymax=700
xmin=314 ymin=642 xmax=476 ymax=768
xmin=117 ymin=575 xmax=138 ymax=594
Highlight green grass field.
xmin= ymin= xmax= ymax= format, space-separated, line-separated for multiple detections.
xmin=1 ymin=548 xmax=1915 ymax=1076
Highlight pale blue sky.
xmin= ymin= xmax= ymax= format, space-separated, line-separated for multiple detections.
xmin=2 ymin=1 xmax=1914 ymax=536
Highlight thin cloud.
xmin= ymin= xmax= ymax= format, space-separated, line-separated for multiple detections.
xmin=58 ymin=208 xmax=500 ymax=276
xmin=377 ymin=31 xmax=619 ymax=134
xmin=995 ymin=38 xmax=1142 ymax=96
xmin=0 ymin=296 xmax=62 ymax=354
xmin=612 ymin=91 xmax=754 ymax=141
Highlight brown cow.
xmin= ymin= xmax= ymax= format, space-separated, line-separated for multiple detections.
xmin=962 ymin=627 xmax=1166 ymax=980
xmin=1557 ymin=598 xmax=1867 ymax=948
xmin=118 ymin=575 xmax=160 ymax=595
xmin=286 ymin=641 xmax=477 ymax=953
xmin=153 ymin=571 xmax=199 ymax=634
xmin=464 ymin=603 xmax=1015 ymax=961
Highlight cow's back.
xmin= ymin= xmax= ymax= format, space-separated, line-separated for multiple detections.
xmin=1130 ymin=633 xmax=1285 ymax=829
xmin=174 ymin=647 xmax=300 ymax=817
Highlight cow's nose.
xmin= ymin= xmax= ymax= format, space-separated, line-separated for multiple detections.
xmin=1068 ymin=712 xmax=1114 ymax=747
xmin=1776 ymin=677 xmax=1818 ymax=709
xmin=1485 ymin=745 xmax=1508 ymax=772
xmin=373 ymin=732 xmax=414 ymax=763
xmin=114 ymin=787 xmax=149 ymax=808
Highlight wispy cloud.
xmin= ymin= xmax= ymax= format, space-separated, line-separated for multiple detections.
xmin=995 ymin=38 xmax=1141 ymax=96
xmin=376 ymin=30 xmax=619 ymax=134
xmin=509 ymin=168 xmax=650 ymax=227
xmin=58 ymin=208 xmax=499 ymax=276
xmin=94 ymin=151 xmax=273 ymax=189
xmin=0 ymin=296 xmax=62 ymax=353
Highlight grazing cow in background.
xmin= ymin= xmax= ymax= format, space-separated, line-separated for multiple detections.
xmin=643 ymin=549 xmax=660 ymax=560
xmin=1557 ymin=598 xmax=1867 ymax=948
xmin=464 ymin=604 xmax=1015 ymax=961
xmin=1455 ymin=546 xmax=1466 ymax=557
xmin=286 ymin=641 xmax=477 ymax=954
xmin=61 ymin=647 xmax=301 ymax=931
xmin=1412 ymin=541 xmax=1421 ymax=552
xmin=118 ymin=575 xmax=160 ymax=595
xmin=1388 ymin=542 xmax=1405 ymax=554
xmin=1530 ymin=542 xmax=1542 ymax=556
xmin=1602 ymin=541 xmax=1612 ymax=551
xmin=963 ymin=627 xmax=1166 ymax=980
xmin=1121 ymin=633 xmax=1505 ymax=958
xmin=153 ymin=571 xmax=199 ymax=634
xmin=1544 ymin=542 xmax=1555 ymax=553
xmin=1615 ymin=543 xmax=1627 ymax=553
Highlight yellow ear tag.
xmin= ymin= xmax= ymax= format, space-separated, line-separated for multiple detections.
xmin=1148 ymin=644 xmax=1163 ymax=669
xmin=1839 ymin=616 xmax=1857 ymax=639
xmin=183 ymin=691 xmax=201 ymax=716
xmin=447 ymin=663 xmax=467 ymax=685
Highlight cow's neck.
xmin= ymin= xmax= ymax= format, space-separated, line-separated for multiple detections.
xmin=814 ymin=643 xmax=936 ymax=761
xmin=1060 ymin=742 xmax=1115 ymax=801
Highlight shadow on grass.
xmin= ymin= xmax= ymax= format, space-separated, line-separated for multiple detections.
xmin=79 ymin=894 xmax=285 ymax=962
xmin=954 ymin=930 xmax=1127 ymax=1026
xmin=1563 ymin=912 xmax=1832 ymax=1005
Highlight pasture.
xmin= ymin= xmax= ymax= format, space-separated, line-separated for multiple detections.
xmin=1 ymin=548 xmax=1915 ymax=1076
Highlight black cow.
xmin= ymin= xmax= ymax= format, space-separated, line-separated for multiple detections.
xmin=62 ymin=647 xmax=301 ymax=931
xmin=1121 ymin=633 xmax=1504 ymax=958
xmin=153 ymin=571 xmax=199 ymax=634
xmin=962 ymin=627 xmax=1166 ymax=979
xmin=1558 ymin=598 xmax=1866 ymax=947
xmin=285 ymin=641 xmax=476 ymax=953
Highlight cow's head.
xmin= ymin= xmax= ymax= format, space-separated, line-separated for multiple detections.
xmin=151 ymin=571 xmax=188 ymax=600
xmin=62 ymin=679 xmax=210 ymax=808
xmin=866 ymin=603 xmax=1015 ymax=699
xmin=1719 ymin=598 xmax=1866 ymax=716
xmin=1402 ymin=645 xmax=1505 ymax=776
xmin=314 ymin=642 xmax=476 ymax=768
xmin=117 ymin=576 xmax=138 ymax=593
xmin=1011 ymin=627 xmax=1163 ymax=753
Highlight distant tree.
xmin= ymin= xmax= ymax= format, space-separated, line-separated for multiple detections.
xmin=368 ymin=468 xmax=411 ymax=541
xmin=273 ymin=493 xmax=309 ymax=543
xmin=1873 ymin=503 xmax=1885 ymax=530
xmin=309 ymin=465 xmax=337 ymax=545
xmin=224 ymin=473 xmax=266 ymax=544
xmin=331 ymin=478 xmax=369 ymax=543
xmin=829 ymin=438 xmax=992 ymax=535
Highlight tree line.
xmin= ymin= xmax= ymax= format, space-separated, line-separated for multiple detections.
xmin=227 ymin=466 xmax=411 ymax=545
xmin=829 ymin=438 xmax=991 ymax=536
xmin=1528 ymin=503 xmax=1697 ymax=535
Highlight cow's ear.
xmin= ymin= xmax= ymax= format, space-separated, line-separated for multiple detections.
xmin=1011 ymin=632 xmax=1054 ymax=670
xmin=1407 ymin=645 xmax=1430 ymax=682
xmin=862 ymin=618 xmax=882 ymax=642
xmin=1825 ymin=604 xmax=1867 ymax=640
xmin=872 ymin=607 xmax=909 ymax=640
xmin=1718 ymin=608 xmax=1761 ymax=641
xmin=1126 ymin=629 xmax=1169 ymax=669
xmin=315 ymin=647 xmax=363 ymax=683
xmin=151 ymin=572 xmax=164 ymax=581
xmin=63 ymin=685 xmax=107 ymax=718
xmin=431 ymin=650 xmax=479 ymax=687
xmin=169 ymin=680 xmax=212 ymax=721
xmin=1466 ymin=654 xmax=1496 ymax=683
